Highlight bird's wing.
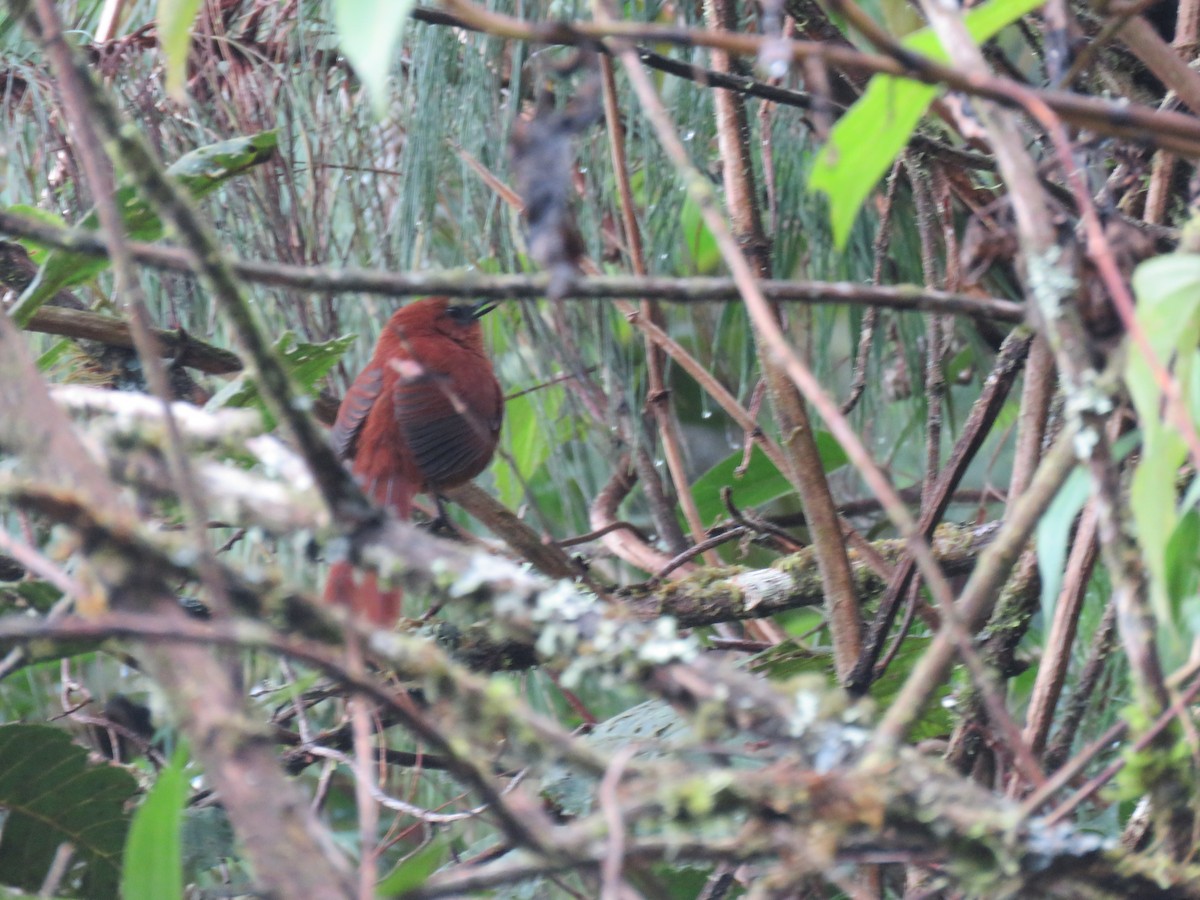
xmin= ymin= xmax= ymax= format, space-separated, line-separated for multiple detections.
xmin=331 ymin=364 xmax=384 ymax=460
xmin=391 ymin=366 xmax=502 ymax=488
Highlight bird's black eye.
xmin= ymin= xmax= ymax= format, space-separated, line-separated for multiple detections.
xmin=445 ymin=305 xmax=476 ymax=324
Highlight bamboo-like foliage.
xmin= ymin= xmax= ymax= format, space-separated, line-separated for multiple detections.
xmin=2 ymin=0 xmax=1198 ymax=896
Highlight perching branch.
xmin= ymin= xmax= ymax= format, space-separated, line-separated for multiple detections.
xmin=0 ymin=209 xmax=1025 ymax=321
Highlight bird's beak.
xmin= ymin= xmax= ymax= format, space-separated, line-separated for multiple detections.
xmin=471 ymin=301 xmax=498 ymax=319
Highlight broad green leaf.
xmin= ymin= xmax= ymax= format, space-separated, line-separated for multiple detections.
xmin=871 ymin=636 xmax=952 ymax=741
xmin=494 ymin=386 xmax=564 ymax=508
xmin=1130 ymin=430 xmax=1186 ymax=623
xmin=275 ymin=331 xmax=357 ymax=394
xmin=544 ymin=700 xmax=695 ymax=817
xmin=122 ymin=744 xmax=188 ymax=900
xmin=1128 ymin=254 xmax=1200 ymax=653
xmin=747 ymin=638 xmax=829 ymax=680
xmin=691 ymin=445 xmax=791 ymax=527
xmin=13 ymin=579 xmax=63 ymax=612
xmin=690 ymin=437 xmax=846 ymax=527
xmin=1165 ymin=510 xmax=1200 ymax=619
xmin=158 ymin=0 xmax=203 ymax=101
xmin=207 ymin=331 xmax=354 ymax=429
xmin=333 ymin=0 xmax=415 ymax=118
xmin=8 ymin=131 xmax=277 ymax=325
xmin=376 ymin=836 xmax=446 ymax=897
xmin=5 ymin=204 xmax=66 ymax=265
xmin=810 ymin=0 xmax=1047 ymax=247
xmin=0 ymin=723 xmax=138 ymax=899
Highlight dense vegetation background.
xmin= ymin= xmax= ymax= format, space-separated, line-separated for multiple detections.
xmin=1 ymin=0 xmax=1199 ymax=896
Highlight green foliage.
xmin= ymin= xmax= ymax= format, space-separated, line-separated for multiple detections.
xmin=7 ymin=130 xmax=277 ymax=324
xmin=156 ymin=0 xmax=203 ymax=101
xmin=0 ymin=723 xmax=138 ymax=900
xmin=1035 ymin=464 xmax=1089 ymax=622
xmin=1037 ymin=431 xmax=1140 ymax=625
xmin=494 ymin=385 xmax=566 ymax=508
xmin=1112 ymin=718 xmax=1192 ymax=803
xmin=121 ymin=745 xmax=188 ymax=900
xmin=333 ymin=0 xmax=417 ymax=119
xmin=1128 ymin=253 xmax=1200 ymax=665
xmin=0 ymin=0 xmax=1037 ymax=890
xmin=679 ymin=195 xmax=720 ymax=274
xmin=750 ymin=636 xmax=951 ymax=740
xmin=690 ymin=438 xmax=847 ymax=527
xmin=179 ymin=806 xmax=237 ymax=885
xmin=3 ymin=204 xmax=66 ymax=265
xmin=9 ymin=579 xmax=63 ymax=614
xmin=810 ymin=0 xmax=1046 ymax=247
xmin=207 ymin=331 xmax=355 ymax=429
xmin=376 ymin=836 xmax=447 ymax=897
xmin=544 ymin=700 xmax=694 ymax=817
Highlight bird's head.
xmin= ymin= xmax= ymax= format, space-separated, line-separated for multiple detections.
xmin=387 ymin=296 xmax=497 ymax=350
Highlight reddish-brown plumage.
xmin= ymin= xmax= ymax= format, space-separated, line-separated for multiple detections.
xmin=324 ymin=297 xmax=503 ymax=624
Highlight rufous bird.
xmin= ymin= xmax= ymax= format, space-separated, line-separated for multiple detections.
xmin=324 ymin=296 xmax=503 ymax=624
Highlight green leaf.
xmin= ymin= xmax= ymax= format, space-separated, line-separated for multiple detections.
xmin=0 ymin=723 xmax=138 ymax=900
xmin=679 ymin=195 xmax=720 ymax=274
xmin=494 ymin=386 xmax=564 ymax=508
xmin=748 ymin=638 xmax=829 ymax=680
xmin=333 ymin=0 xmax=416 ymax=118
xmin=1036 ymin=431 xmax=1139 ymax=624
xmin=13 ymin=580 xmax=63 ymax=612
xmin=207 ymin=331 xmax=355 ymax=429
xmin=1165 ymin=510 xmax=1200 ymax=620
xmin=1127 ymin=254 xmax=1200 ymax=654
xmin=810 ymin=0 xmax=1046 ymax=247
xmin=5 ymin=204 xmax=67 ymax=264
xmin=157 ymin=0 xmax=203 ymax=101
xmin=376 ymin=836 xmax=446 ymax=897
xmin=749 ymin=637 xmax=950 ymax=739
xmin=544 ymin=700 xmax=695 ymax=817
xmin=1035 ymin=465 xmax=1090 ymax=623
xmin=8 ymin=131 xmax=277 ymax=325
xmin=690 ymin=438 xmax=845 ymax=527
xmin=691 ymin=446 xmax=789 ymax=527
xmin=869 ymin=636 xmax=952 ymax=740
xmin=179 ymin=806 xmax=236 ymax=882
xmin=121 ymin=745 xmax=188 ymax=900
xmin=36 ymin=338 xmax=75 ymax=372
xmin=277 ymin=331 xmax=357 ymax=394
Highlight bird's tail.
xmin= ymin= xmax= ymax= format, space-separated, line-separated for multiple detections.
xmin=323 ymin=560 xmax=402 ymax=626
